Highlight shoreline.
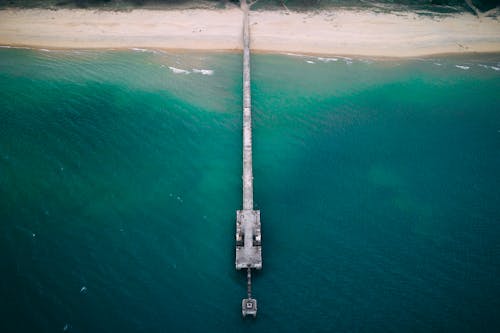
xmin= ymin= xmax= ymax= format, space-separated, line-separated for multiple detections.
xmin=0 ymin=8 xmax=499 ymax=57
xmin=2 ymin=44 xmax=500 ymax=60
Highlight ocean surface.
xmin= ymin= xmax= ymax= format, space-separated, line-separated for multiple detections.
xmin=0 ymin=48 xmax=499 ymax=332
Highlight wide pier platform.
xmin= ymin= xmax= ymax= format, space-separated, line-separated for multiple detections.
xmin=236 ymin=210 xmax=262 ymax=269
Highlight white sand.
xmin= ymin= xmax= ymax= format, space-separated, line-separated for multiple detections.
xmin=0 ymin=7 xmax=499 ymax=57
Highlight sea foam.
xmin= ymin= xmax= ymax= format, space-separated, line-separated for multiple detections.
xmin=192 ymin=69 xmax=214 ymax=75
xmin=316 ymin=57 xmax=338 ymax=62
xmin=0 ymin=45 xmax=32 ymax=50
xmin=131 ymin=48 xmax=157 ymax=54
xmin=130 ymin=48 xmax=168 ymax=55
xmin=168 ymin=66 xmax=190 ymax=74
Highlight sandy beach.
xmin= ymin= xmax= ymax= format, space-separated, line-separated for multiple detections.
xmin=0 ymin=6 xmax=499 ymax=57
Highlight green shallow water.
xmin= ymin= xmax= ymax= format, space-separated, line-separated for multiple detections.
xmin=0 ymin=48 xmax=499 ymax=332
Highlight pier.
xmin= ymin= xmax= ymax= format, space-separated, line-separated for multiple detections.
xmin=235 ymin=0 xmax=262 ymax=318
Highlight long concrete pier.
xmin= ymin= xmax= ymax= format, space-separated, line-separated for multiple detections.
xmin=235 ymin=0 xmax=262 ymax=318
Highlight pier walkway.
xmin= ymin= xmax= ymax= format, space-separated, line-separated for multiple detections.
xmin=235 ymin=0 xmax=262 ymax=318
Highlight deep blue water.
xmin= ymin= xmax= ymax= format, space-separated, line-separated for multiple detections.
xmin=0 ymin=48 xmax=499 ymax=332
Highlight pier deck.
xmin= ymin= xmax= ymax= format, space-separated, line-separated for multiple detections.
xmin=235 ymin=0 xmax=262 ymax=317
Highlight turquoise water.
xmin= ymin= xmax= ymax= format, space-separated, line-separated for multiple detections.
xmin=0 ymin=48 xmax=499 ymax=332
